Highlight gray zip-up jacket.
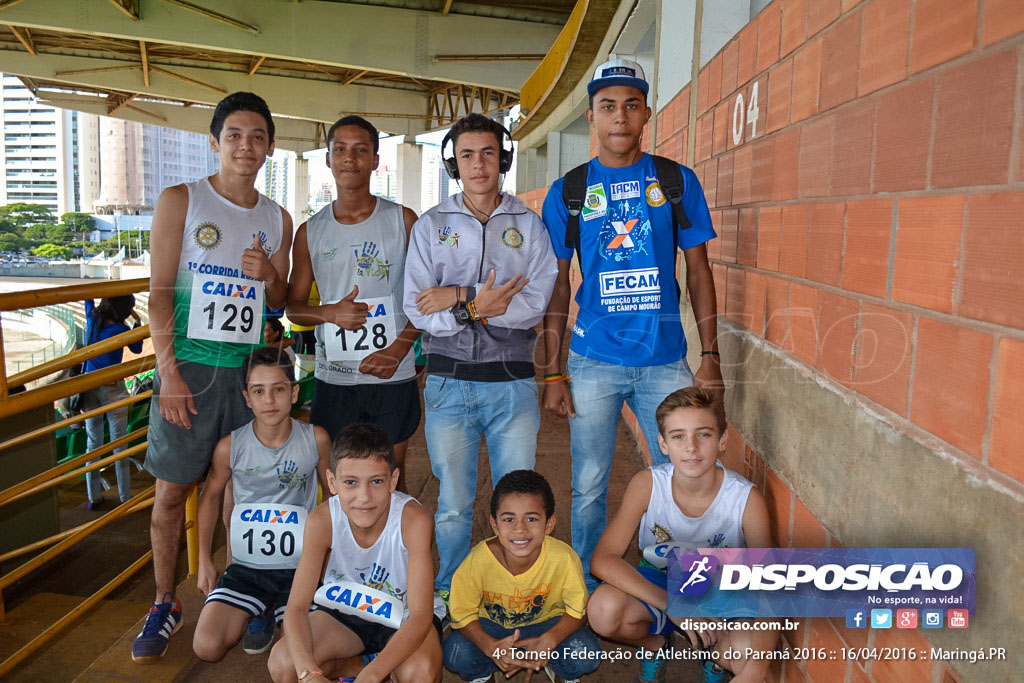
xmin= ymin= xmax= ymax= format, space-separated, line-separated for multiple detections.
xmin=403 ymin=192 xmax=557 ymax=381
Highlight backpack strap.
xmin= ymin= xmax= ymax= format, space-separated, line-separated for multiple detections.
xmin=652 ymin=155 xmax=692 ymax=301
xmin=561 ymin=161 xmax=590 ymax=278
xmin=652 ymin=155 xmax=691 ymax=252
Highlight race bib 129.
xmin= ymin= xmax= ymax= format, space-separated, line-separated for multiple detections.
xmin=187 ymin=274 xmax=264 ymax=345
xmin=229 ymin=503 xmax=306 ymax=569
xmin=324 ymin=296 xmax=398 ymax=362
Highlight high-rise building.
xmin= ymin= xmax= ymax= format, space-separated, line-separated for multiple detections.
xmin=0 ymin=73 xmax=78 ymax=215
xmin=92 ymin=117 xmax=218 ymax=213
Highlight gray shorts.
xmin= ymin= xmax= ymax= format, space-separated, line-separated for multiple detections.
xmin=145 ymin=360 xmax=251 ymax=484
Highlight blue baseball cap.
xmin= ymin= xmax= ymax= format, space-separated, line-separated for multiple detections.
xmin=587 ymin=57 xmax=649 ymax=97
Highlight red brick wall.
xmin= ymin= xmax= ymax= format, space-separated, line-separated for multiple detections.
xmin=651 ymin=1 xmax=1023 ymax=680
xmin=670 ymin=0 xmax=1024 ymax=486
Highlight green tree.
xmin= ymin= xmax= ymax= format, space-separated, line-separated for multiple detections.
xmin=0 ymin=203 xmax=55 ymax=233
xmin=33 ymin=243 xmax=72 ymax=260
xmin=23 ymin=224 xmax=49 ymax=240
xmin=0 ymin=232 xmax=23 ymax=252
xmin=45 ymin=224 xmax=70 ymax=243
xmin=60 ymin=212 xmax=95 ymax=234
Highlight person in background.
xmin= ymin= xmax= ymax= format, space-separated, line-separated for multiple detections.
xmin=289 ymin=282 xmax=320 ymax=355
xmin=264 ymin=317 xmax=297 ymax=365
xmin=81 ymin=294 xmax=143 ymax=510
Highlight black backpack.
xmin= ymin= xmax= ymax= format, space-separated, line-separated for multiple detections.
xmin=560 ymin=154 xmax=692 ymax=281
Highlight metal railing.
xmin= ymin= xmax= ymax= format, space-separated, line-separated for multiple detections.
xmin=0 ymin=277 xmax=200 ymax=678
xmin=1 ymin=304 xmax=77 ymax=374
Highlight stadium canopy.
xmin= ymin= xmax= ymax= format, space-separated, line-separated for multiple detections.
xmin=0 ymin=0 xmax=578 ymax=152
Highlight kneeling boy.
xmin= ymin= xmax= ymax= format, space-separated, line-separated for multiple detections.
xmin=443 ymin=470 xmax=600 ymax=682
xmin=588 ymin=388 xmax=775 ymax=683
xmin=268 ymin=423 xmax=444 ymax=683
xmin=194 ymin=347 xmax=331 ymax=661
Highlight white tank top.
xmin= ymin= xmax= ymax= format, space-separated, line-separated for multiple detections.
xmin=639 ymin=462 xmax=753 ymax=551
xmin=306 ymin=198 xmax=414 ymax=385
xmin=172 ymin=177 xmax=285 ymax=367
xmin=229 ymin=419 xmax=319 ymax=513
xmin=324 ymin=491 xmax=445 ymax=621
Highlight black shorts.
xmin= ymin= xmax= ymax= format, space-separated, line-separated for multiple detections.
xmin=310 ymin=379 xmax=421 ymax=444
xmin=205 ymin=563 xmax=295 ymax=623
xmin=311 ymin=605 xmax=442 ymax=655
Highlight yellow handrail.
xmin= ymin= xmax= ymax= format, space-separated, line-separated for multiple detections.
xmin=0 ymin=356 xmax=155 ymax=418
xmin=0 ymin=498 xmax=154 ymax=565
xmin=0 ymin=433 xmax=148 ymax=508
xmin=0 ymin=390 xmax=152 ymax=453
xmin=0 ymin=278 xmax=149 ymax=313
xmin=0 ymin=550 xmax=153 ymax=678
xmin=0 ymin=276 xmax=190 ymax=674
xmin=7 ymin=325 xmax=150 ymax=388
xmin=0 ymin=484 xmax=156 ymax=592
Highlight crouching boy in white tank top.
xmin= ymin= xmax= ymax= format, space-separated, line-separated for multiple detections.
xmin=268 ymin=423 xmax=444 ymax=683
xmin=193 ymin=347 xmax=331 ymax=661
xmin=587 ymin=387 xmax=776 ymax=683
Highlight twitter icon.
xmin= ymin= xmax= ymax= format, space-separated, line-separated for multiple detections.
xmin=871 ymin=609 xmax=892 ymax=628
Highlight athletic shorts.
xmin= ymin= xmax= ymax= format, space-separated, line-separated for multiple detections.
xmin=311 ymin=605 xmax=442 ymax=655
xmin=146 ymin=361 xmax=251 ymax=484
xmin=635 ymin=565 xmax=678 ymax=635
xmin=205 ymin=563 xmax=294 ymax=623
xmin=310 ymin=379 xmax=421 ymax=444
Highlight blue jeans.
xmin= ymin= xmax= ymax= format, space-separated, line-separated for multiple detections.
xmin=566 ymin=351 xmax=694 ymax=590
xmin=424 ymin=375 xmax=539 ymax=592
xmin=82 ymin=382 xmax=131 ymax=503
xmin=443 ymin=617 xmax=601 ymax=681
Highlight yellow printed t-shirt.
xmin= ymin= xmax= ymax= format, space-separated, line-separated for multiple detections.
xmin=449 ymin=536 xmax=588 ymax=630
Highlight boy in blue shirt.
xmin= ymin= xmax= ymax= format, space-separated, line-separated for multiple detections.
xmin=540 ymin=57 xmax=721 ymax=591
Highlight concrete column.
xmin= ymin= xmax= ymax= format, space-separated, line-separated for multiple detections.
xmin=291 ymin=156 xmax=310 ymax=224
xmin=395 ymin=142 xmax=423 ymax=214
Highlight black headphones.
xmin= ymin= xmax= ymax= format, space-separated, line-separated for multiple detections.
xmin=441 ymin=121 xmax=515 ymax=180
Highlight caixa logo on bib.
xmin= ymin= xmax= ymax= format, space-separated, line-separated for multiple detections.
xmin=239 ymin=508 xmax=301 ymax=524
xmin=314 ymin=581 xmax=404 ymax=628
xmin=201 ymin=280 xmax=259 ymax=299
xmin=666 ymin=547 xmax=976 ymax=619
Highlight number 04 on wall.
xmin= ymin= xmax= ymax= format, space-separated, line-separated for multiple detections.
xmin=731 ymin=81 xmax=761 ymax=147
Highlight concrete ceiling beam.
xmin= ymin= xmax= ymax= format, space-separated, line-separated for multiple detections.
xmin=0 ymin=0 xmax=558 ymax=91
xmin=0 ymin=49 xmax=432 ymax=135
xmin=37 ymin=90 xmax=327 ymax=153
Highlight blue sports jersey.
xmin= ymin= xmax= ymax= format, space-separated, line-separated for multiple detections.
xmin=542 ymin=154 xmax=716 ymax=366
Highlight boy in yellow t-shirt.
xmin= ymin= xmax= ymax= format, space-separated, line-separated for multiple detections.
xmin=443 ymin=470 xmax=600 ymax=682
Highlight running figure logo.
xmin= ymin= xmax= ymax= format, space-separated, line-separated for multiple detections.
xmin=678 ymin=553 xmax=719 ymax=596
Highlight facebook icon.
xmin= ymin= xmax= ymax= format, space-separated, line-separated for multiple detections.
xmin=846 ymin=609 xmax=867 ymax=629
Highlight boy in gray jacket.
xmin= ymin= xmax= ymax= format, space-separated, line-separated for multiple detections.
xmin=403 ymin=113 xmax=557 ymax=598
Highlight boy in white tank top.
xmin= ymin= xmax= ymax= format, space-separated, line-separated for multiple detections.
xmin=268 ymin=424 xmax=443 ymax=683
xmin=192 ymin=347 xmax=331 ymax=662
xmin=587 ymin=388 xmax=775 ymax=682
xmin=286 ymin=116 xmax=421 ymax=493
xmin=135 ymin=92 xmax=293 ymax=664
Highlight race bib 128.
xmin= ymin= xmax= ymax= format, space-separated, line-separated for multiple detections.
xmin=324 ymin=296 xmax=398 ymax=362
xmin=187 ymin=274 xmax=264 ymax=345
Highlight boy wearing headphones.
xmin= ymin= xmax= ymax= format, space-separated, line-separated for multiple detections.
xmin=403 ymin=113 xmax=558 ymax=600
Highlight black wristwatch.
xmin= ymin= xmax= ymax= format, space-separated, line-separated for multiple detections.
xmin=453 ymin=303 xmax=472 ymax=325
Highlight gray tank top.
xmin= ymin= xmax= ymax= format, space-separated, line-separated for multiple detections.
xmin=229 ymin=418 xmax=319 ymax=512
xmin=306 ymin=198 xmax=414 ymax=385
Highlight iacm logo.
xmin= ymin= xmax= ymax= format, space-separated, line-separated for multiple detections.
xmin=201 ymin=280 xmax=258 ymax=299
xmin=239 ymin=508 xmax=300 ymax=524
xmin=325 ymin=585 xmax=395 ymax=620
